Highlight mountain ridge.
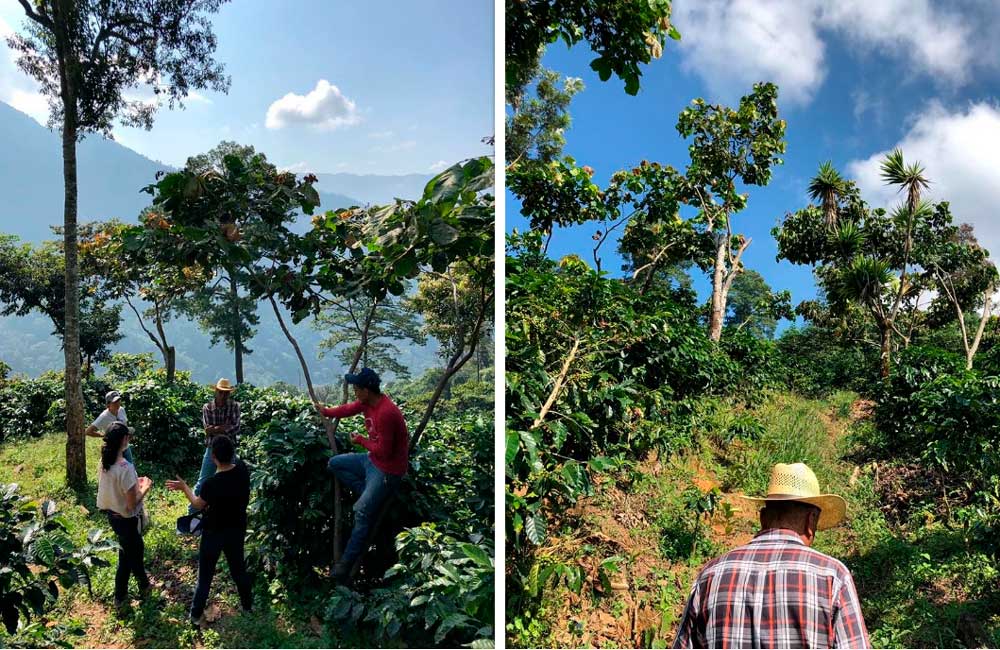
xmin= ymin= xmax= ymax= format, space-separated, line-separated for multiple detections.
xmin=0 ymin=101 xmax=440 ymax=384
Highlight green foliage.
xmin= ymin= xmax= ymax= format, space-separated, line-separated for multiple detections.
xmin=0 ymin=484 xmax=116 ymax=639
xmin=314 ymin=293 xmax=425 ymax=381
xmin=243 ymin=413 xmax=338 ymax=585
xmin=324 ymin=525 xmax=493 ymax=647
xmin=777 ymin=325 xmax=877 ymax=397
xmin=406 ymin=415 xmax=494 ymax=532
xmin=506 ymin=66 xmax=584 ymax=164
xmin=0 ymin=375 xmax=64 ymax=442
xmin=871 ymin=346 xmax=968 ymax=458
xmin=505 ymin=0 xmax=677 ymax=98
xmin=119 ymin=372 xmax=208 ymax=472
xmin=725 ymin=270 xmax=793 ymax=339
xmin=0 ymin=233 xmax=124 ymax=370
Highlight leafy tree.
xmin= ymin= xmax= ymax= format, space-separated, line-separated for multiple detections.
xmin=675 ymin=83 xmax=787 ymax=342
xmin=505 ymin=0 xmax=679 ymax=100
xmin=313 ymin=293 xmax=426 ymax=384
xmin=0 ymin=234 xmax=123 ymax=378
xmin=725 ymin=270 xmax=793 ymax=339
xmin=506 ymin=65 xmax=584 ymax=167
xmin=920 ymin=215 xmax=998 ymax=369
xmin=82 ymin=219 xmax=209 ymax=383
xmin=407 ymin=262 xmax=494 ymax=438
xmin=775 ymin=154 xmax=984 ymax=377
xmin=174 ymin=141 xmax=288 ymax=383
xmin=7 ymin=0 xmax=230 ymax=486
xmin=175 ymin=271 xmax=260 ymax=383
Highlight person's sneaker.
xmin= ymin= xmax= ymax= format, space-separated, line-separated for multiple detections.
xmin=190 ymin=613 xmax=205 ymax=629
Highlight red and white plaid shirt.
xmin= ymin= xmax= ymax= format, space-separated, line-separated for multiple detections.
xmin=202 ymin=399 xmax=241 ymax=445
xmin=673 ymin=528 xmax=870 ymax=649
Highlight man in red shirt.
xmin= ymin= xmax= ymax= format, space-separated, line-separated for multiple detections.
xmin=673 ymin=463 xmax=870 ymax=649
xmin=315 ymin=367 xmax=408 ymax=582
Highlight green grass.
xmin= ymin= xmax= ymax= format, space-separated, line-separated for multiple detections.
xmin=0 ymin=432 xmax=340 ymax=648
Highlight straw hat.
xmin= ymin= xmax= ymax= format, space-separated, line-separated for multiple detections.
xmin=740 ymin=463 xmax=846 ymax=530
xmin=214 ymin=378 xmax=236 ymax=392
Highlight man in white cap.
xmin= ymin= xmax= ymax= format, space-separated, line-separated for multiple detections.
xmin=185 ymin=378 xmax=241 ymax=517
xmin=673 ymin=462 xmax=870 ymax=649
xmin=85 ymin=390 xmax=132 ymax=464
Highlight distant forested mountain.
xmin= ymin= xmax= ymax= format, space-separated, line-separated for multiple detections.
xmin=0 ymin=101 xmax=440 ymax=385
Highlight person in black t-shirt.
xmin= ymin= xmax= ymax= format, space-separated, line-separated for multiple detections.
xmin=167 ymin=435 xmax=252 ymax=627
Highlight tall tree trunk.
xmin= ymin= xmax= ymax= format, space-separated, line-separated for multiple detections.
xmin=267 ymin=296 xmax=343 ymax=561
xmin=54 ymin=0 xmax=86 ymax=487
xmin=879 ymin=324 xmax=892 ymax=378
xmin=165 ymin=346 xmax=176 ymax=383
xmin=230 ymin=271 xmax=243 ymax=384
xmin=708 ymin=235 xmax=727 ymax=342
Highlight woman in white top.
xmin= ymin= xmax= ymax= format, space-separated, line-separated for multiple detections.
xmin=96 ymin=423 xmax=152 ymax=608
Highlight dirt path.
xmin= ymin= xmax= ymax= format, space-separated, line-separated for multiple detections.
xmin=540 ymin=396 xmax=866 ymax=648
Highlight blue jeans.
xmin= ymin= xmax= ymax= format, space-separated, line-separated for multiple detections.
xmin=326 ymin=453 xmax=401 ymax=568
xmin=123 ymin=446 xmax=134 ymax=466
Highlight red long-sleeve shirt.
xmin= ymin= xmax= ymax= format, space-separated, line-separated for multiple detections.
xmin=322 ymin=394 xmax=409 ymax=476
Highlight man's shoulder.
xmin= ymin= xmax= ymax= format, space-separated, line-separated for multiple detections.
xmin=698 ymin=539 xmax=851 ymax=577
xmin=380 ymin=396 xmax=404 ymax=416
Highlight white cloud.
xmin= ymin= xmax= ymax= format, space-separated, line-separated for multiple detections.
xmin=846 ymin=102 xmax=1000 ymax=259
xmin=265 ymin=79 xmax=360 ymax=130
xmin=0 ymin=16 xmax=48 ymax=124
xmin=673 ymin=0 xmax=977 ymax=107
xmin=817 ymin=0 xmax=972 ymax=84
xmin=673 ymin=0 xmax=826 ymax=106
xmin=428 ymin=160 xmax=448 ymax=172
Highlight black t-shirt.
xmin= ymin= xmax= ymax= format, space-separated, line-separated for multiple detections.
xmin=199 ymin=460 xmax=250 ymax=531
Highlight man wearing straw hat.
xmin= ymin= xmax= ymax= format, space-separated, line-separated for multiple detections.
xmin=185 ymin=378 xmax=241 ymax=517
xmin=673 ymin=463 xmax=870 ymax=649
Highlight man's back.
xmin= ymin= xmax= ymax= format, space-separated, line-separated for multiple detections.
xmin=673 ymin=529 xmax=869 ymax=649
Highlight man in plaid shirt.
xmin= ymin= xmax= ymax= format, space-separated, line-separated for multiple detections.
xmin=673 ymin=463 xmax=869 ymax=649
xmin=186 ymin=378 xmax=241 ymax=517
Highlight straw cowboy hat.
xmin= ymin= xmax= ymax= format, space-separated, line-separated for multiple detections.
xmin=214 ymin=378 xmax=236 ymax=392
xmin=740 ymin=463 xmax=846 ymax=530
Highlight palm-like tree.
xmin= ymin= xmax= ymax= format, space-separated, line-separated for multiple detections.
xmin=880 ymin=149 xmax=930 ymax=214
xmin=808 ymin=161 xmax=846 ymax=228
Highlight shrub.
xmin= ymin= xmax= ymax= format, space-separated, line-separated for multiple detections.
xmin=118 ymin=372 xmax=208 ymax=473
xmin=406 ymin=414 xmax=493 ymax=532
xmin=243 ymin=413 xmax=338 ymax=585
xmin=873 ymin=346 xmax=967 ymax=458
xmin=0 ymin=375 xmax=63 ymax=441
xmin=0 ymin=484 xmax=116 ymax=642
xmin=776 ymin=325 xmax=877 ymax=397
xmin=324 ymin=524 xmax=494 ymax=647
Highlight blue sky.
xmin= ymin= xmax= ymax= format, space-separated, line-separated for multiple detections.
xmin=508 ymin=0 xmax=1000 ymax=328
xmin=0 ymin=0 xmax=493 ymax=174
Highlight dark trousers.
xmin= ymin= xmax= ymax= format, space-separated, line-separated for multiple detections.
xmin=107 ymin=514 xmax=149 ymax=601
xmin=191 ymin=527 xmax=253 ymax=619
